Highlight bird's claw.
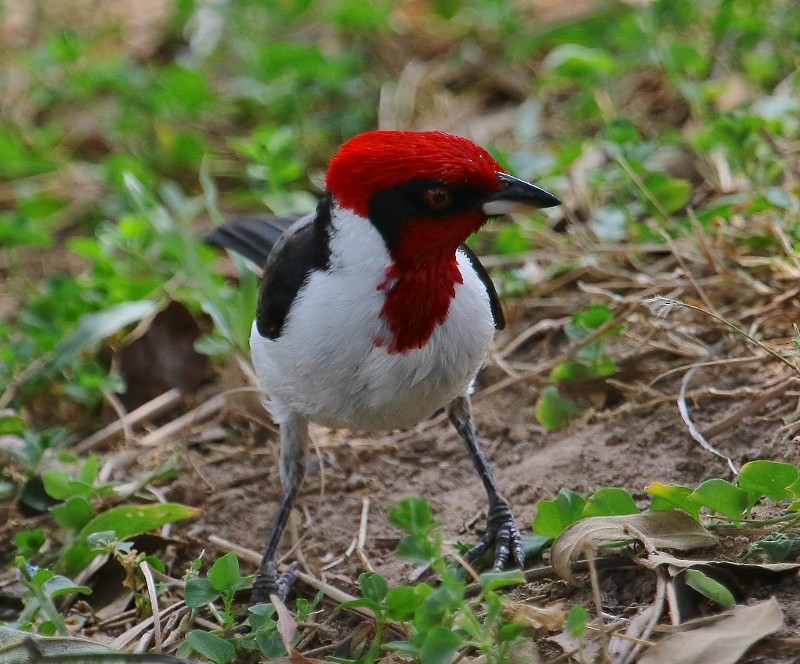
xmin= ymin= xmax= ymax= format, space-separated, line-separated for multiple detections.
xmin=465 ymin=501 xmax=525 ymax=571
xmin=250 ymin=561 xmax=299 ymax=605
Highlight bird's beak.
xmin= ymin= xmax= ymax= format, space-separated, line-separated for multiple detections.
xmin=481 ymin=172 xmax=561 ymax=216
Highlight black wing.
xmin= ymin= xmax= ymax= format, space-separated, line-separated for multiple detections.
xmin=205 ymin=214 xmax=297 ymax=267
xmin=256 ymin=196 xmax=333 ymax=340
xmin=205 ymin=202 xmax=333 ymax=341
xmin=458 ymin=244 xmax=505 ymax=330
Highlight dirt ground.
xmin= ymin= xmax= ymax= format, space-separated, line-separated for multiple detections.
xmin=3 ymin=216 xmax=800 ymax=662
xmin=3 ymin=2 xmax=800 ymax=659
xmin=155 ymin=248 xmax=800 ymax=661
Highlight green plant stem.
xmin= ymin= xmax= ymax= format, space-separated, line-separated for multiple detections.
xmin=613 ymin=153 xmax=671 ymax=224
xmin=708 ymin=512 xmax=800 ymax=530
xmin=207 ymin=602 xmax=226 ymax=628
xmin=30 ymin=586 xmax=68 ymax=636
xmin=364 ymin=612 xmax=385 ymax=663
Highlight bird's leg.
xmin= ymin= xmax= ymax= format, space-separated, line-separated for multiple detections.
xmin=447 ymin=395 xmax=524 ymax=571
xmin=251 ymin=412 xmax=309 ymax=605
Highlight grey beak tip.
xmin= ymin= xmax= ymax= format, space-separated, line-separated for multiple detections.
xmin=491 ymin=171 xmax=562 ymax=210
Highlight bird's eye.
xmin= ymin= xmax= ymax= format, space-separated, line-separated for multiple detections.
xmin=423 ymin=187 xmax=452 ymax=209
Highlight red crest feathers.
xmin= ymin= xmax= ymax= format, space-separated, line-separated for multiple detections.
xmin=326 ymin=130 xmax=504 ymax=216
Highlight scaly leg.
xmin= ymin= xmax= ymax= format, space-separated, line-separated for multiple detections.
xmin=251 ymin=412 xmax=309 ymax=605
xmin=447 ymin=395 xmax=524 ymax=571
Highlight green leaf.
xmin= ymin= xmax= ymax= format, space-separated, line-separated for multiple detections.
xmin=744 ymin=533 xmax=800 ymax=563
xmin=499 ymin=622 xmax=525 ymax=641
xmin=564 ymin=305 xmax=613 ymax=341
xmin=684 ymin=569 xmax=736 ymax=610
xmin=77 ymin=455 xmax=100 ymax=485
xmin=48 ymin=301 xmax=158 ymax=374
xmin=386 ymin=584 xmax=432 ymax=621
xmin=584 ymin=487 xmax=639 ymax=517
xmin=690 ymin=479 xmax=752 ymax=520
xmin=340 ymin=597 xmax=383 ymax=614
xmin=544 ymin=44 xmax=616 ymax=80
xmin=42 ymin=470 xmax=76 ymax=501
xmin=565 ymin=604 xmax=589 ymax=639
xmin=389 ymin=497 xmax=435 ymax=535
xmin=51 ymin=497 xmax=94 ymax=532
xmin=42 ymin=575 xmax=91 ymax=599
xmin=385 ymin=640 xmax=420 ymax=656
xmin=573 ymin=304 xmax=614 ymax=331
xmin=247 ymin=602 xmax=277 ymax=630
xmin=646 ymin=482 xmax=702 ymax=520
xmin=30 ymin=567 xmax=54 ymax=587
xmin=495 ymin=224 xmax=532 ymax=255
xmin=643 ymin=173 xmax=692 ymax=214
xmin=417 ymin=583 xmax=464 ymax=630
xmin=419 ymin=626 xmax=463 ymax=664
xmin=358 ymin=572 xmax=388 ymax=603
xmin=604 ymin=118 xmax=641 ymax=144
xmin=208 ymin=552 xmax=241 ymax=593
xmin=185 ymin=630 xmax=235 ymax=664
xmin=521 ymin=535 xmax=551 ymax=561
xmin=14 ymin=529 xmax=46 ymax=558
xmin=739 ymin=460 xmax=799 ymax=501
xmin=0 ymin=415 xmax=27 ymax=435
xmin=185 ymin=578 xmax=221 ymax=608
xmin=535 ymin=386 xmax=581 ymax=431
xmin=550 ymin=360 xmax=593 ymax=383
xmin=533 ymin=488 xmax=586 ymax=539
xmin=395 ymin=533 xmax=437 ymax=564
xmin=64 ymin=502 xmax=197 ymax=575
xmin=479 ymin=569 xmax=526 ymax=592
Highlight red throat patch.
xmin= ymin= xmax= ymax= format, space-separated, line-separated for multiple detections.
xmin=377 ymin=256 xmax=463 ymax=354
xmin=376 ymin=212 xmax=482 ymax=354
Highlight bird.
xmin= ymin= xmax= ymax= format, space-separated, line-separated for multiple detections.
xmin=206 ymin=130 xmax=561 ymax=604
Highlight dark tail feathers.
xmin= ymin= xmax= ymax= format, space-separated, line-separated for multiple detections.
xmin=205 ymin=215 xmax=296 ymax=267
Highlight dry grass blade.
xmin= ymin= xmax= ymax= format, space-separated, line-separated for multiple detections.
xmin=609 ymin=570 xmax=666 ymax=664
xmin=109 ymin=601 xmax=186 ymax=651
xmin=139 ymin=560 xmax=162 ymax=652
xmin=701 ymin=377 xmax=798 ymax=440
xmin=75 ymin=388 xmax=183 ymax=453
xmin=677 ymin=343 xmax=739 ymax=476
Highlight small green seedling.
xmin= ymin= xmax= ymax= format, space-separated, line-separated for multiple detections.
xmin=13 ymin=557 xmax=91 ymax=636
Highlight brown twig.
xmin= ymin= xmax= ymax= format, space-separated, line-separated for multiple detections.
xmin=75 ymin=388 xmax=183 ymax=453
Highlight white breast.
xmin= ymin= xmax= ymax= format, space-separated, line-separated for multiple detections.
xmin=250 ymin=205 xmax=496 ymax=431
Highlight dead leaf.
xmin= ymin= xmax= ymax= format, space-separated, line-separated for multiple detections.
xmin=551 ymin=511 xmax=717 ymax=581
xmin=503 ymin=600 xmax=566 ymax=631
xmin=270 ymin=594 xmax=326 ymax=664
xmin=645 ymin=552 xmax=800 ymax=576
xmin=271 ymin=594 xmax=298 ymax=653
xmin=117 ymin=300 xmax=210 ymax=410
xmin=547 ymin=631 xmax=600 ymax=663
xmin=0 ymin=625 xmax=193 ymax=662
xmin=638 ymin=598 xmax=783 ymax=664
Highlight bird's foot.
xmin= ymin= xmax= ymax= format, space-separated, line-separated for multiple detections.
xmin=250 ymin=561 xmax=299 ymax=606
xmin=465 ymin=501 xmax=525 ymax=572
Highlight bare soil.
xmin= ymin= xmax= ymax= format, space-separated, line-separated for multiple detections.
xmin=157 ymin=250 xmax=800 ymax=661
